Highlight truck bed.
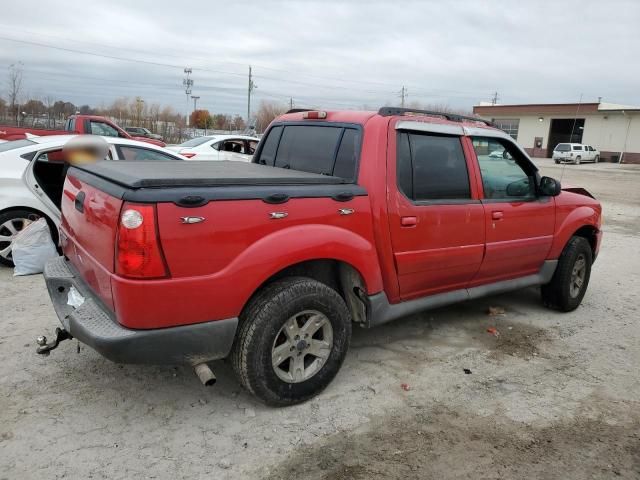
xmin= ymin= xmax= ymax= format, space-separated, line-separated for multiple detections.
xmin=73 ymin=160 xmax=348 ymax=188
xmin=70 ymin=160 xmax=364 ymax=204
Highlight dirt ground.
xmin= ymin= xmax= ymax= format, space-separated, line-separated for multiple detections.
xmin=1 ymin=160 xmax=639 ymax=479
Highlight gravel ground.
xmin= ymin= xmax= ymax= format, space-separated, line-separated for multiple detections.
xmin=1 ymin=161 xmax=639 ymax=479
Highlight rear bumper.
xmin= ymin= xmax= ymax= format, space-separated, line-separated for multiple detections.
xmin=43 ymin=256 xmax=238 ymax=365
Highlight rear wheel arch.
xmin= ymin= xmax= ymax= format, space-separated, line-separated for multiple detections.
xmin=0 ymin=206 xmax=57 ymax=235
xmin=0 ymin=206 xmax=59 ymax=266
xmin=242 ymin=259 xmax=369 ymax=327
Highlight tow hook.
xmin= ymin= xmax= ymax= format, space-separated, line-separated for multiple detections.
xmin=36 ymin=328 xmax=72 ymax=355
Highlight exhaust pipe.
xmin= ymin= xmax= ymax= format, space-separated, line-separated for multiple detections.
xmin=194 ymin=363 xmax=216 ymax=386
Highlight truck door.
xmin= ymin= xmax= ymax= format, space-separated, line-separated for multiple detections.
xmin=468 ymin=136 xmax=555 ymax=285
xmin=387 ymin=123 xmax=485 ymax=300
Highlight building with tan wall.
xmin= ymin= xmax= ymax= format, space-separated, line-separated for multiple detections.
xmin=473 ymin=102 xmax=640 ymax=164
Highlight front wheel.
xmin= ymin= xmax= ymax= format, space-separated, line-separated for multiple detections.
xmin=541 ymin=236 xmax=593 ymax=311
xmin=231 ymin=277 xmax=352 ymax=406
xmin=594 ymin=155 xmax=600 ymax=163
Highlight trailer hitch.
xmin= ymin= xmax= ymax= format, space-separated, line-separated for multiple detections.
xmin=36 ymin=328 xmax=72 ymax=356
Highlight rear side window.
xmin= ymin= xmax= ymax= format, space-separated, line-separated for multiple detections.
xmin=0 ymin=139 xmax=35 ymax=152
xmin=397 ymin=132 xmax=470 ymax=201
xmin=572 ymin=145 xmax=582 ymax=151
xmin=256 ymin=125 xmax=360 ymax=181
xmin=117 ymin=146 xmax=180 ymax=161
xmin=258 ymin=126 xmax=283 ymax=166
xmin=275 ymin=126 xmax=342 ymax=174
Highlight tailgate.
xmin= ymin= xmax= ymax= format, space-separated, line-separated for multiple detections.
xmin=60 ymin=171 xmax=123 ymax=310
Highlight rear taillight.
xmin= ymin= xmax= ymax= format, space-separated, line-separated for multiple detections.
xmin=181 ymin=152 xmax=196 ymax=158
xmin=116 ymin=203 xmax=168 ymax=279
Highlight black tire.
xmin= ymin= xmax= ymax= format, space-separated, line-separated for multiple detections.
xmin=554 ymin=160 xmax=560 ymax=164
xmin=541 ymin=236 xmax=592 ymax=312
xmin=0 ymin=209 xmax=42 ymax=267
xmin=231 ymin=277 xmax=352 ymax=406
xmin=595 ymin=155 xmax=600 ymax=163
xmin=575 ymin=156 xmax=581 ymax=165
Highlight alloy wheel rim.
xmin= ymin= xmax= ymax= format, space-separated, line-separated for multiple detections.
xmin=0 ymin=216 xmax=38 ymax=261
xmin=569 ymin=254 xmax=586 ymax=298
xmin=271 ymin=309 xmax=333 ymax=383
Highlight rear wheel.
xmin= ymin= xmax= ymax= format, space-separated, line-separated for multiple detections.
xmin=0 ymin=210 xmax=42 ymax=267
xmin=231 ymin=277 xmax=352 ymax=406
xmin=541 ymin=236 xmax=592 ymax=311
xmin=575 ymin=156 xmax=581 ymax=165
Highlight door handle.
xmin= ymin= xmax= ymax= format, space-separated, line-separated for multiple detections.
xmin=75 ymin=191 xmax=86 ymax=213
xmin=492 ymin=211 xmax=504 ymax=220
xmin=401 ymin=216 xmax=417 ymax=227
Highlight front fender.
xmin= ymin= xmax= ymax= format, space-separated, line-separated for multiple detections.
xmin=548 ymin=204 xmax=600 ymax=258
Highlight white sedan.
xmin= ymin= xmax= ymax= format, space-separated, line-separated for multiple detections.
xmin=0 ymin=135 xmax=184 ymax=266
xmin=167 ymin=135 xmax=260 ymax=161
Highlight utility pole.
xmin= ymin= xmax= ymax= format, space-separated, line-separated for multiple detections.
xmin=247 ymin=66 xmax=257 ymax=124
xmin=183 ymin=68 xmax=193 ymax=126
xmin=491 ymin=91 xmax=499 ymax=105
xmin=399 ymin=86 xmax=407 ymax=108
xmin=191 ymin=95 xmax=200 ymax=128
xmin=135 ymin=97 xmax=144 ymax=125
xmin=289 ymin=97 xmax=294 ymax=110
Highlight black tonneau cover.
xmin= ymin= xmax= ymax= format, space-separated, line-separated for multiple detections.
xmin=68 ymin=160 xmax=366 ymax=204
xmin=74 ymin=160 xmax=346 ymax=188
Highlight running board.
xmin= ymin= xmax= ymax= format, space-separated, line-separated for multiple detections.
xmin=366 ymin=260 xmax=558 ymax=328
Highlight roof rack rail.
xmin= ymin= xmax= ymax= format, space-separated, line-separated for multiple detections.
xmin=285 ymin=108 xmax=313 ymax=114
xmin=377 ymin=107 xmax=493 ymax=126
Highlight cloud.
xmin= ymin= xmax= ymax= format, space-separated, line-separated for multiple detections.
xmin=0 ymin=0 xmax=638 ymax=115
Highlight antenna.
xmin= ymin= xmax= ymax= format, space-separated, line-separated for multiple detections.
xmin=560 ymin=93 xmax=583 ymax=182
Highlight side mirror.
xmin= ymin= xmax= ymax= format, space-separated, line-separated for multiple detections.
xmin=539 ymin=176 xmax=561 ymax=196
xmin=506 ymin=178 xmax=531 ymax=197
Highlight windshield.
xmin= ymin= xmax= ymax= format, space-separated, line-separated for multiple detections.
xmin=178 ymin=137 xmax=214 ymax=148
xmin=0 ymin=139 xmax=36 ymax=152
xmin=555 ymin=144 xmax=571 ymax=152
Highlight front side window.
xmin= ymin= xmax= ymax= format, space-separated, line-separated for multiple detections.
xmin=117 ymin=146 xmax=179 ymax=161
xmin=397 ymin=132 xmax=470 ymax=201
xmin=90 ymin=121 xmax=119 ymax=137
xmin=472 ymin=137 xmax=535 ymax=200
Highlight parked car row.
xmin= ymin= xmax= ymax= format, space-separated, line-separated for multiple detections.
xmin=0 ymin=115 xmax=166 ymax=147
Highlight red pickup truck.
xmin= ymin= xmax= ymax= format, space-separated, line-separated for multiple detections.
xmin=0 ymin=115 xmax=165 ymax=147
xmin=39 ymin=108 xmax=602 ymax=405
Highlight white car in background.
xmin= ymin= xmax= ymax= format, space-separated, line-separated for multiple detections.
xmin=553 ymin=143 xmax=600 ymax=164
xmin=0 ymin=135 xmax=184 ymax=266
xmin=167 ymin=135 xmax=259 ymax=161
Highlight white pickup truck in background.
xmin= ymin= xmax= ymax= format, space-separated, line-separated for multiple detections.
xmin=553 ymin=143 xmax=600 ymax=164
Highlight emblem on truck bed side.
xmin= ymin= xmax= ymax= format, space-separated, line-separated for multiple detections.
xmin=181 ymin=216 xmax=205 ymax=224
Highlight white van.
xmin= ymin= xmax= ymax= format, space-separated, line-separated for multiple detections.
xmin=553 ymin=143 xmax=600 ymax=164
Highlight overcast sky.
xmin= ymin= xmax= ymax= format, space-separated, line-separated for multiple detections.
xmin=0 ymin=0 xmax=638 ymax=117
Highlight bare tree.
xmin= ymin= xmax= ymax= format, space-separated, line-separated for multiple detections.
xmin=8 ymin=63 xmax=23 ymax=125
xmin=255 ymin=101 xmax=287 ymax=133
